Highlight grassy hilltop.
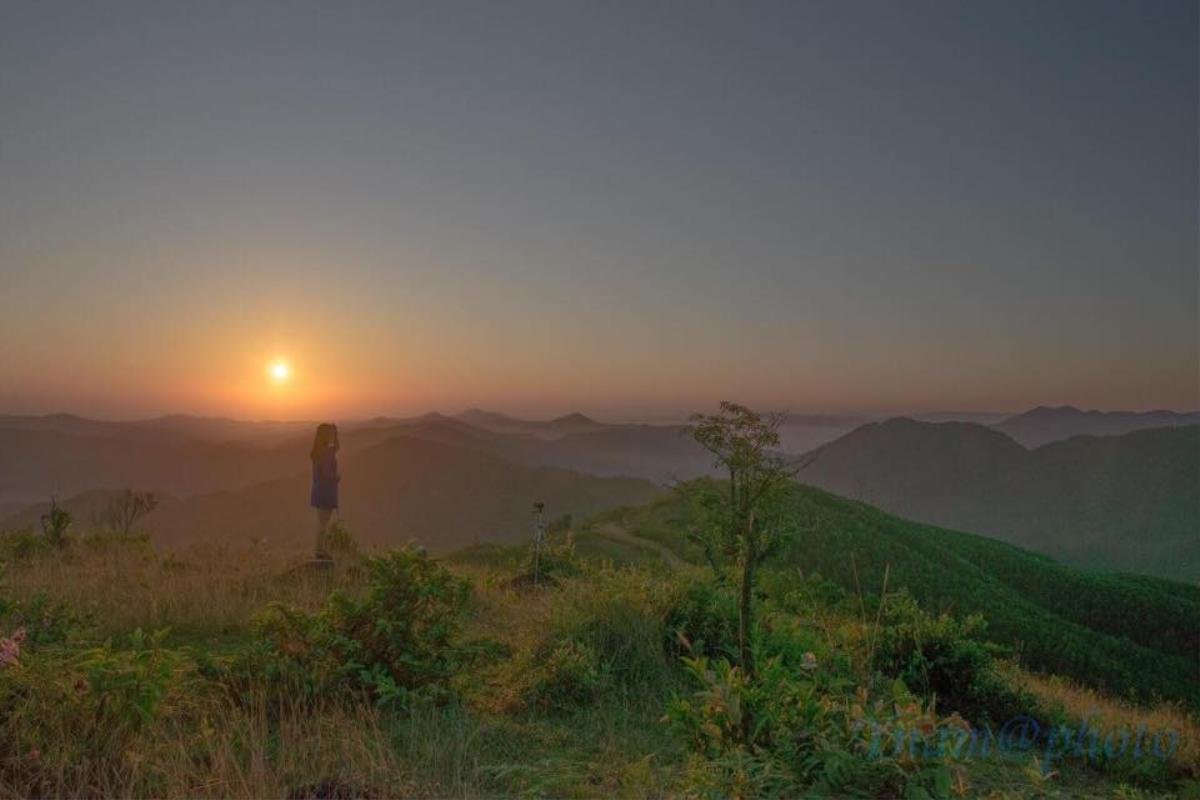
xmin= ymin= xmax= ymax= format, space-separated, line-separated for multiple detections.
xmin=586 ymin=483 xmax=1200 ymax=710
xmin=0 ymin=487 xmax=1197 ymax=798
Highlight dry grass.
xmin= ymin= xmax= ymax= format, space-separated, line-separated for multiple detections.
xmin=1000 ymin=661 xmax=1199 ymax=779
xmin=2 ymin=534 xmax=1194 ymax=799
xmin=0 ymin=687 xmax=432 ymax=798
xmin=1 ymin=537 xmax=362 ymax=639
xmin=0 ymin=541 xmax=683 ymax=798
xmin=0 ymin=538 xmax=498 ymax=799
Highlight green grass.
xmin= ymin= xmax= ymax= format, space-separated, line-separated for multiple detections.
xmin=1 ymin=503 xmax=1196 ymax=798
xmin=603 ymin=482 xmax=1200 ymax=710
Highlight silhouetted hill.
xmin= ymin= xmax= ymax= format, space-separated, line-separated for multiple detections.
xmin=799 ymin=418 xmax=1026 ymax=519
xmin=454 ymin=408 xmax=609 ymax=438
xmin=800 ymin=420 xmax=1200 ymax=579
xmin=0 ymin=412 xmax=314 ymax=445
xmin=348 ymin=419 xmax=719 ymax=481
xmin=0 ymin=427 xmax=303 ymax=505
xmin=995 ymin=405 xmax=1200 ymax=448
xmin=541 ymin=424 xmax=716 ymax=481
xmin=0 ymin=412 xmax=719 ymax=504
xmin=142 ymin=436 xmax=663 ymax=552
xmin=982 ymin=427 xmax=1200 ymax=577
xmin=549 ymin=412 xmax=607 ymax=434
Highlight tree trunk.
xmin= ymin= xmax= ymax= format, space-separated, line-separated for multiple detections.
xmin=737 ymin=546 xmax=755 ymax=744
xmin=738 ymin=548 xmax=754 ymax=679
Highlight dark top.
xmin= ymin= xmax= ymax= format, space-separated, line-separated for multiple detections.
xmin=310 ymin=447 xmax=340 ymax=510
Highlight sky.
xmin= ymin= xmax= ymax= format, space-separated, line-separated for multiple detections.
xmin=2 ymin=0 xmax=1196 ymax=420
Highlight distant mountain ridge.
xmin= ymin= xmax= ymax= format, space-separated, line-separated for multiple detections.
xmin=123 ymin=436 xmax=660 ymax=552
xmin=994 ymin=405 xmax=1200 ymax=448
xmin=4 ymin=407 xmax=1196 ymax=579
xmin=454 ymin=408 xmax=609 ymax=439
xmin=800 ymin=419 xmax=1200 ymax=579
xmin=0 ymin=411 xmax=719 ymax=505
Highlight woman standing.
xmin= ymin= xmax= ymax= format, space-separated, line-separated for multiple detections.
xmin=310 ymin=422 xmax=340 ymax=560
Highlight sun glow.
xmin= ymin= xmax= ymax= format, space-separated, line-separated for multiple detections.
xmin=268 ymin=360 xmax=292 ymax=383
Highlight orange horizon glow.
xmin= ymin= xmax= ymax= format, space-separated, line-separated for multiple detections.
xmin=3 ymin=5 xmax=1197 ymax=426
xmin=2 ymin=256 xmax=1196 ymax=422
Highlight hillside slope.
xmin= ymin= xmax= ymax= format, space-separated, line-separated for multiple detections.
xmin=607 ymin=483 xmax=1200 ymax=709
xmin=800 ymin=421 xmax=1200 ymax=579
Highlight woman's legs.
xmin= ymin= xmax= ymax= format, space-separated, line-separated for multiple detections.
xmin=315 ymin=507 xmax=334 ymax=560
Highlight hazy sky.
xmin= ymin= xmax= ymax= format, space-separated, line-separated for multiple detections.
xmin=2 ymin=1 xmax=1196 ymax=420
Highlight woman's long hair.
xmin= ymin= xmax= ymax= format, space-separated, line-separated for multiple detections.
xmin=310 ymin=423 xmax=339 ymax=462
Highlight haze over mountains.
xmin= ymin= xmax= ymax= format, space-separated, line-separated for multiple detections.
xmin=994 ymin=405 xmax=1200 ymax=448
xmin=0 ymin=409 xmax=717 ymax=505
xmin=799 ymin=419 xmax=1200 ymax=580
xmin=1 ymin=406 xmax=1196 ymax=579
xmin=151 ymin=437 xmax=662 ymax=553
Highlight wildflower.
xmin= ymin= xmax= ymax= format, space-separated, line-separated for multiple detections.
xmin=0 ymin=627 xmax=26 ymax=668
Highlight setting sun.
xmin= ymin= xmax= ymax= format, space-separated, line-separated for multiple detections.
xmin=268 ymin=361 xmax=292 ymax=383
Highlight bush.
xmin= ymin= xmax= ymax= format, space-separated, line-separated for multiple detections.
xmin=667 ymin=654 xmax=957 ymax=798
xmin=0 ymin=626 xmax=194 ymax=795
xmin=0 ymin=528 xmax=54 ymax=563
xmin=78 ymin=528 xmax=155 ymax=559
xmin=509 ymin=570 xmax=674 ymax=711
xmin=664 ymin=576 xmax=738 ymax=660
xmin=241 ymin=546 xmax=473 ymax=707
xmin=322 ymin=521 xmax=360 ymax=560
xmin=75 ymin=628 xmax=186 ymax=733
xmin=0 ymin=589 xmax=92 ymax=646
xmin=39 ymin=499 xmax=72 ymax=549
xmin=760 ymin=568 xmax=852 ymax=617
xmin=873 ymin=591 xmax=1032 ymax=726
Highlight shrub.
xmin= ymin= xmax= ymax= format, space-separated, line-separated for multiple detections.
xmin=0 ymin=589 xmax=91 ymax=646
xmin=242 ymin=546 xmax=473 ymax=708
xmin=39 ymin=499 xmax=72 ymax=549
xmin=75 ymin=628 xmax=185 ymax=733
xmin=79 ymin=528 xmax=155 ymax=558
xmin=760 ymin=568 xmax=852 ymax=617
xmin=0 ymin=528 xmax=54 ymax=563
xmin=0 ymin=626 xmax=194 ymax=795
xmin=322 ymin=521 xmax=361 ymax=560
xmin=509 ymin=570 xmax=674 ymax=710
xmin=667 ymin=654 xmax=957 ymax=798
xmin=663 ymin=575 xmax=738 ymax=660
xmin=97 ymin=489 xmax=159 ymax=536
xmin=873 ymin=591 xmax=1032 ymax=726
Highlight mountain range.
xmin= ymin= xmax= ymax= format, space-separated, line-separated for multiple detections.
xmin=800 ymin=419 xmax=1200 ymax=580
xmin=994 ymin=405 xmax=1200 ymax=448
xmin=1 ymin=407 xmax=1196 ymax=578
xmin=0 ymin=410 xmax=715 ymax=504
xmin=2 ymin=435 xmax=663 ymax=553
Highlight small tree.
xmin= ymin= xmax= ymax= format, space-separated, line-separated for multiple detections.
xmin=103 ymin=489 xmax=159 ymax=535
xmin=40 ymin=497 xmax=72 ymax=548
xmin=687 ymin=402 xmax=796 ymax=679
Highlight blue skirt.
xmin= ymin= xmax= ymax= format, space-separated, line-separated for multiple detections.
xmin=311 ymin=479 xmax=338 ymax=510
xmin=310 ymin=455 xmax=339 ymax=509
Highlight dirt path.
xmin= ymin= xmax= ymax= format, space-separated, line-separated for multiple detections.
xmin=595 ymin=523 xmax=684 ymax=568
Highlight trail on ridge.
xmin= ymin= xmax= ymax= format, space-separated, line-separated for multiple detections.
xmin=595 ymin=523 xmax=684 ymax=568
